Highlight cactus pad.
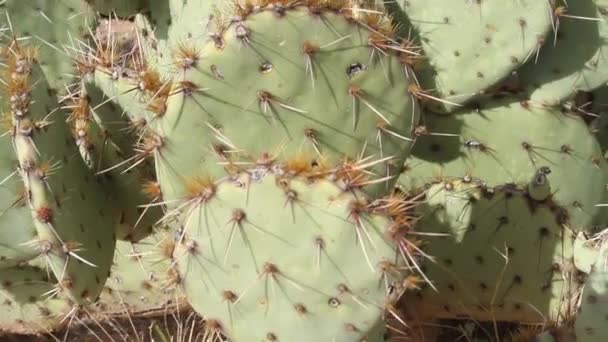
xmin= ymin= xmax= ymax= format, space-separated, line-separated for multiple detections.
xmin=388 ymin=0 xmax=553 ymax=112
xmin=405 ymin=180 xmax=581 ymax=323
xmin=575 ymin=233 xmax=608 ymax=341
xmin=3 ymin=40 xmax=116 ymax=304
xmin=94 ymin=3 xmax=421 ymax=201
xmin=173 ymin=171 xmax=414 ymax=341
xmin=0 ymin=265 xmax=70 ymax=334
xmin=400 ymin=99 xmax=607 ymax=230
xmin=517 ymin=0 xmax=608 ymax=105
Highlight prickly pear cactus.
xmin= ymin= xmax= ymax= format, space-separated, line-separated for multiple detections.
xmin=173 ymin=171 xmax=415 ymax=341
xmin=66 ymin=80 xmax=163 ymax=242
xmin=3 ymin=40 xmax=117 ymax=305
xmin=517 ymin=0 xmax=608 ymax=106
xmin=96 ymin=234 xmax=184 ymax=316
xmin=87 ymin=3 xmax=421 ymax=202
xmin=400 ymin=99 xmax=607 ymax=229
xmin=404 ymin=180 xmax=581 ymax=323
xmin=0 ymin=0 xmax=96 ymax=92
xmin=0 ymin=133 xmax=39 ymax=268
xmin=385 ymin=0 xmax=553 ymax=113
xmin=0 ymin=265 xmax=70 ymax=334
xmin=575 ymin=232 xmax=608 ymax=341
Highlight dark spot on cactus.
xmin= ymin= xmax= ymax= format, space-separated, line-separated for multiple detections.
xmin=513 ymin=275 xmax=522 ymax=284
xmin=587 ymin=295 xmax=598 ymax=304
xmin=328 ymin=297 xmax=341 ymax=307
xmin=479 ymin=282 xmax=487 ymax=291
xmin=551 ymin=68 xmax=561 ymax=75
xmin=560 ymin=144 xmax=573 ymax=154
xmin=519 ymin=18 xmax=527 ymax=28
xmin=469 ymin=223 xmax=476 ymax=231
xmin=266 ymin=333 xmax=278 ymax=341
xmin=39 ymin=307 xmax=51 ymax=316
xmin=96 ymin=240 xmax=102 ymax=249
xmin=293 ymin=303 xmax=308 ymax=315
xmin=443 ymin=258 xmax=453 ymax=266
xmin=447 ymin=283 xmax=455 ymax=292
xmin=507 ymin=246 xmax=515 ymax=256
xmin=259 ymin=61 xmax=273 ymax=73
xmin=2 ymin=281 xmax=12 ymax=288
xmin=346 ymin=63 xmax=366 ymax=78
xmin=442 ymin=305 xmax=451 ymax=312
xmin=513 ymin=303 xmax=522 ymax=311
xmin=539 ymin=226 xmax=550 ymax=238
xmin=223 ymin=290 xmax=237 ymax=303
xmin=448 ymin=90 xmax=456 ymax=96
xmin=442 ymin=17 xmax=449 ymax=24
xmin=453 ymin=51 xmax=460 ymax=57
xmin=28 ymin=296 xmax=36 ymax=303
xmin=484 ymin=37 xmax=491 ymax=44
xmin=474 ymin=255 xmax=484 ymax=265
xmin=430 ymin=143 xmax=441 ymax=152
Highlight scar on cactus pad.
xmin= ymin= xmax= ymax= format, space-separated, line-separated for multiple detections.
xmin=85 ymin=2 xmax=422 ymax=202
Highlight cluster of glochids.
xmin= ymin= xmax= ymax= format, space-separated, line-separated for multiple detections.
xmin=1 ymin=0 xmax=608 ymax=341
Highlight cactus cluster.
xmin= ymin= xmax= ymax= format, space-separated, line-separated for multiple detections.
xmin=0 ymin=0 xmax=608 ymax=341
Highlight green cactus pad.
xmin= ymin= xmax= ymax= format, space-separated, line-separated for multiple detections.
xmin=387 ymin=0 xmax=553 ymax=113
xmin=404 ymin=180 xmax=581 ymax=323
xmin=4 ymin=41 xmax=116 ymax=304
xmin=96 ymin=234 xmax=183 ymax=316
xmin=0 ymin=265 xmax=70 ymax=334
xmin=173 ymin=172 xmax=412 ymax=342
xmin=68 ymin=80 xmax=162 ymax=242
xmin=399 ymin=99 xmax=607 ymax=231
xmin=0 ymin=131 xmax=39 ymax=268
xmin=151 ymin=4 xmax=420 ymax=201
xmin=517 ymin=0 xmax=608 ymax=106
xmin=575 ymin=236 xmax=608 ymax=341
xmin=0 ymin=0 xmax=95 ymax=92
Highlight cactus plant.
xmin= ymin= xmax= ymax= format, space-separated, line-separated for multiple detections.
xmin=173 ymin=171 xmax=416 ymax=341
xmin=2 ymin=0 xmax=608 ymax=341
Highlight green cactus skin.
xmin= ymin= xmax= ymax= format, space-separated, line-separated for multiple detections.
xmin=95 ymin=235 xmax=184 ymax=316
xmin=575 ymin=234 xmax=608 ymax=342
xmin=0 ymin=130 xmax=39 ymax=268
xmin=67 ymin=80 xmax=163 ymax=242
xmin=0 ymin=265 xmax=71 ymax=334
xmin=385 ymin=0 xmax=553 ymax=113
xmin=0 ymin=0 xmax=96 ymax=93
xmin=155 ymin=4 xmax=419 ymax=201
xmin=403 ymin=180 xmax=581 ymax=324
xmin=173 ymin=171 xmax=413 ymax=342
xmin=4 ymin=41 xmax=116 ymax=305
xmin=399 ymin=99 xmax=607 ymax=231
xmin=516 ymin=0 xmax=608 ymax=106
